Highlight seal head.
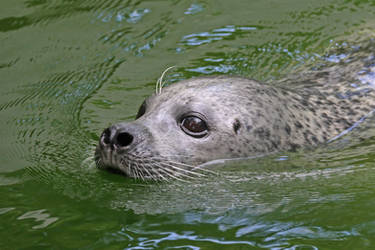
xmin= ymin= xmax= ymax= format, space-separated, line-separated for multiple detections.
xmin=96 ymin=72 xmax=375 ymax=180
xmin=96 ymin=77 xmax=271 ymax=180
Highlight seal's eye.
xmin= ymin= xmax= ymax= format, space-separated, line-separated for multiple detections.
xmin=136 ymin=100 xmax=146 ymax=119
xmin=180 ymin=116 xmax=208 ymax=138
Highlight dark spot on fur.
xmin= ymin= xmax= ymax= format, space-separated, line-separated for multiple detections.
xmin=301 ymin=99 xmax=309 ymax=106
xmin=314 ymin=121 xmax=322 ymax=129
xmin=254 ymin=127 xmax=271 ymax=139
xmin=295 ymin=121 xmax=303 ymax=129
xmin=315 ymin=71 xmax=329 ymax=78
xmin=246 ymin=125 xmax=253 ymax=131
xmin=233 ymin=119 xmax=241 ymax=134
xmin=362 ymin=107 xmax=370 ymax=113
xmin=271 ymin=141 xmax=278 ymax=150
xmin=285 ymin=124 xmax=291 ymax=135
xmin=335 ymin=118 xmax=351 ymax=128
xmin=311 ymin=136 xmax=318 ymax=144
xmin=303 ymin=131 xmax=311 ymax=142
xmin=289 ymin=143 xmax=300 ymax=152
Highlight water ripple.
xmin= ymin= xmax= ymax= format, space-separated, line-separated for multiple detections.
xmin=184 ymin=3 xmax=204 ymax=15
xmin=0 ymin=0 xmax=144 ymax=32
xmin=180 ymin=25 xmax=259 ymax=46
xmin=96 ymin=8 xmax=150 ymax=24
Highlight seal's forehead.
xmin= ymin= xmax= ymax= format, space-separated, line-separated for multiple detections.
xmin=176 ymin=77 xmax=235 ymax=88
xmin=161 ymin=83 xmax=233 ymax=102
xmin=164 ymin=78 xmax=237 ymax=95
xmin=148 ymin=76 xmax=257 ymax=106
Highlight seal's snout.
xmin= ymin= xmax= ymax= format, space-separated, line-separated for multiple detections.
xmin=100 ymin=126 xmax=134 ymax=149
xmin=100 ymin=127 xmax=111 ymax=146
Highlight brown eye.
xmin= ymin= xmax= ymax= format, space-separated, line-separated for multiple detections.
xmin=136 ymin=100 xmax=146 ymax=119
xmin=180 ymin=116 xmax=208 ymax=138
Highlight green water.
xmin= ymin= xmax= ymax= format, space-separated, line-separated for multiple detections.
xmin=1 ymin=0 xmax=375 ymax=249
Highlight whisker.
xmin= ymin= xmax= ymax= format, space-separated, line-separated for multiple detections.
xmin=153 ymin=169 xmax=169 ymax=182
xmin=132 ymin=162 xmax=140 ymax=180
xmin=134 ymin=162 xmax=145 ymax=181
xmin=149 ymin=159 xmax=190 ymax=182
xmin=158 ymin=161 xmax=201 ymax=179
xmin=141 ymin=162 xmax=162 ymax=181
xmin=155 ymin=66 xmax=176 ymax=95
xmin=125 ymin=160 xmax=137 ymax=179
xmin=128 ymin=153 xmax=158 ymax=180
xmin=165 ymin=159 xmax=217 ymax=175
xmin=148 ymin=162 xmax=170 ymax=182
xmin=156 ymin=163 xmax=191 ymax=183
xmin=140 ymin=163 xmax=154 ymax=180
xmin=148 ymin=156 xmax=206 ymax=177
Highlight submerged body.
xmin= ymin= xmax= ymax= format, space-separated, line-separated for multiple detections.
xmin=95 ymin=43 xmax=375 ymax=180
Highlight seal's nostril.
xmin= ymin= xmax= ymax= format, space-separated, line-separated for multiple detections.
xmin=115 ymin=132 xmax=134 ymax=147
xmin=101 ymin=128 xmax=111 ymax=145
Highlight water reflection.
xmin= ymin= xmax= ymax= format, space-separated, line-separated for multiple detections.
xmin=180 ymin=25 xmax=258 ymax=46
xmin=184 ymin=3 xmax=205 ymax=15
xmin=18 ymin=209 xmax=58 ymax=229
xmin=96 ymin=8 xmax=150 ymax=24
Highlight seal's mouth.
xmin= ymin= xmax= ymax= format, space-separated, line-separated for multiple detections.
xmin=95 ymin=145 xmax=118 ymax=169
xmin=99 ymin=163 xmax=129 ymax=177
xmin=95 ymin=144 xmax=152 ymax=179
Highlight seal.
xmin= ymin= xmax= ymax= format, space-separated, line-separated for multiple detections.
xmin=95 ymin=42 xmax=375 ymax=180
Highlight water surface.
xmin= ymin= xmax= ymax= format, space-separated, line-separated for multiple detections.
xmin=1 ymin=0 xmax=375 ymax=249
